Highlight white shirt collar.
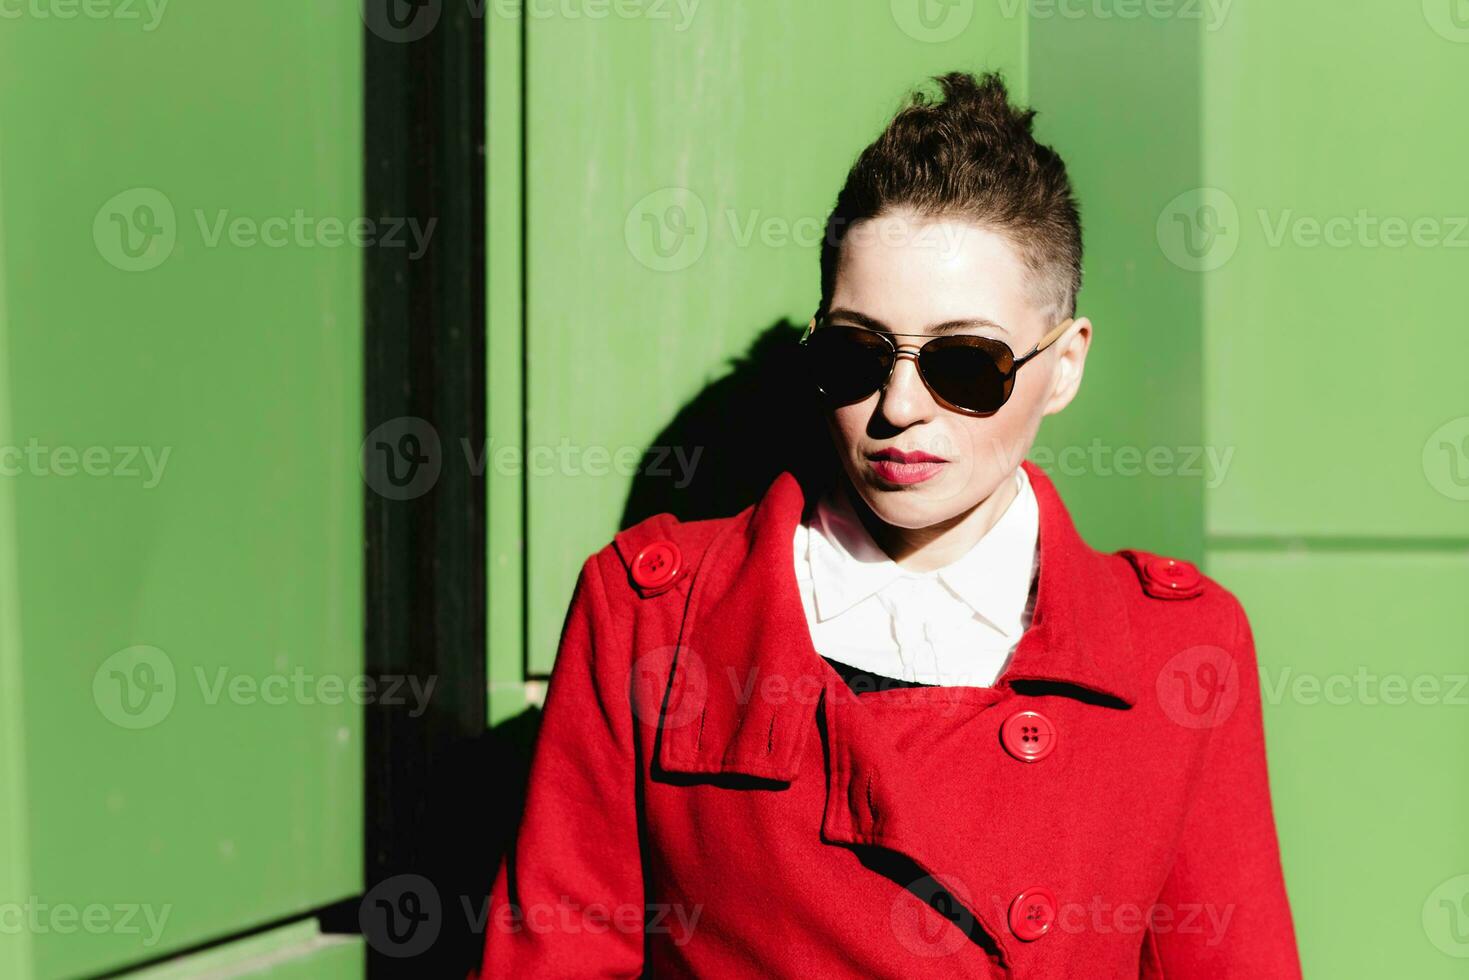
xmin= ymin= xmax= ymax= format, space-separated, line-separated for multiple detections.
xmin=802 ymin=466 xmax=1039 ymax=632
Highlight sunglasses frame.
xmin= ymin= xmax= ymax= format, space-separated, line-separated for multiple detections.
xmin=798 ymin=312 xmax=1077 ymax=416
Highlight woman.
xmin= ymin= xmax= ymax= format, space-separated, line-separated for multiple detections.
xmin=482 ymin=71 xmax=1300 ymax=978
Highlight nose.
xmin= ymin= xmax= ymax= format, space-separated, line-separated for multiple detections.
xmin=876 ymin=347 xmax=938 ymax=428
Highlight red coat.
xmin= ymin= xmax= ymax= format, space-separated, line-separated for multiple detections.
xmin=481 ymin=461 xmax=1301 ymax=978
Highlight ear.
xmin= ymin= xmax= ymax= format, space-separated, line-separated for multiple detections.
xmin=1040 ymin=316 xmax=1091 ymax=417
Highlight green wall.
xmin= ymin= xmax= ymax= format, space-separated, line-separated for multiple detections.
xmin=113 ymin=921 xmax=363 ymax=980
xmin=498 ymin=1 xmax=1032 ymax=692
xmin=0 ymin=2 xmax=364 ymax=977
xmin=491 ymin=3 xmax=1217 ymax=699
xmin=1029 ymin=5 xmax=1204 ymax=558
xmin=0 ymin=2 xmax=1460 ymax=977
xmin=1201 ymin=3 xmax=1469 ymax=975
xmin=491 ymin=1 xmax=1469 ymax=975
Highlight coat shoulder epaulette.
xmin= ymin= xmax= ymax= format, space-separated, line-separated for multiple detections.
xmin=1115 ymin=547 xmax=1208 ymax=600
xmin=610 ymin=510 xmax=729 ymax=599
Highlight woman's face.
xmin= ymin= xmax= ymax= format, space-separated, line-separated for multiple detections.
xmin=823 ymin=210 xmax=1090 ymax=531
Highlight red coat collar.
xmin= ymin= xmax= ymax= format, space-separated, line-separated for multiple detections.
xmin=655 ymin=459 xmax=1138 ymax=782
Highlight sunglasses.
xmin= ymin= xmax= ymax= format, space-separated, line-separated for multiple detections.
xmin=799 ymin=312 xmax=1075 ymax=417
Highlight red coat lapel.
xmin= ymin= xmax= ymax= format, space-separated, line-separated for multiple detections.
xmin=655 ymin=459 xmax=1139 ymax=783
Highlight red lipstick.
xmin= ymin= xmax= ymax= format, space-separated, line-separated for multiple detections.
xmin=865 ymin=447 xmax=948 ymax=485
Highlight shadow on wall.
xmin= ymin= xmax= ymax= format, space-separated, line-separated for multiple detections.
xmin=404 ymin=709 xmax=541 ymax=978
xmin=439 ymin=318 xmax=834 ymax=976
xmin=621 ymin=317 xmax=839 ymax=527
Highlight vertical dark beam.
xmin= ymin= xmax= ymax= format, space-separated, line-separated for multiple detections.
xmin=360 ymin=0 xmax=486 ymax=976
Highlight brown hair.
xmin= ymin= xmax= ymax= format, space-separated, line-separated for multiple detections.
xmin=819 ymin=70 xmax=1082 ymax=323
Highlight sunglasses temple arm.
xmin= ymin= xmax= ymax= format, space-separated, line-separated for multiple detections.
xmin=1013 ymin=317 xmax=1076 ymax=367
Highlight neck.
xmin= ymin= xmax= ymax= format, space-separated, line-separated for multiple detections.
xmin=839 ymin=468 xmax=1021 ymax=573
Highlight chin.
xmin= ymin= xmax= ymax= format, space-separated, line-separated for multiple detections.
xmin=851 ymin=474 xmax=967 ymax=528
xmin=850 ymin=455 xmax=1012 ymax=528
xmin=864 ymin=501 xmax=943 ymax=531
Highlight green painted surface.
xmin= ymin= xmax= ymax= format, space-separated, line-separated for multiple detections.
xmin=0 ymin=3 xmax=363 ymax=978
xmin=520 ymin=3 xmax=1028 ymax=675
xmin=1200 ymin=4 xmax=1469 ymax=972
xmin=1028 ymin=8 xmax=1204 ymax=560
xmin=504 ymin=4 xmax=1231 ymax=684
xmin=1202 ymin=2 xmax=1469 ymax=539
xmin=487 ymin=7 xmax=528 ymax=726
xmin=1207 ymin=553 xmax=1469 ymax=977
xmin=0 ymin=150 xmax=34 ymax=980
xmin=115 ymin=919 xmax=363 ymax=980
xmin=482 ymin=2 xmax=1468 ymax=971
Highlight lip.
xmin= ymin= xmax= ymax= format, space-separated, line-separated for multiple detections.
xmin=865 ymin=448 xmax=948 ymax=485
xmin=868 ymin=448 xmax=948 ymax=464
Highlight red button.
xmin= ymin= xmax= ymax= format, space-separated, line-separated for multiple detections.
xmin=1000 ymin=710 xmax=1056 ymax=763
xmin=1140 ymin=555 xmax=1204 ymax=598
xmin=1008 ymin=887 xmax=1057 ymax=942
xmin=630 ymin=540 xmax=681 ymax=591
xmin=1120 ymin=549 xmax=1207 ymax=600
xmin=1154 ymin=557 xmax=1201 ymax=589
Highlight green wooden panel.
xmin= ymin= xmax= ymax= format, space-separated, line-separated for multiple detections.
xmin=487 ymin=5 xmax=527 ymax=725
xmin=1202 ymin=2 xmax=1469 ymax=538
xmin=1028 ymin=7 xmax=1205 ymax=560
xmin=0 ymin=4 xmax=363 ymax=977
xmin=0 ymin=235 xmax=33 ymax=980
xmin=241 ymin=939 xmax=362 ymax=980
xmin=1201 ymin=5 xmax=1469 ymax=971
xmin=116 ymin=920 xmax=362 ymax=980
xmin=521 ymin=3 xmax=1028 ymax=674
xmin=1206 ymin=552 xmax=1469 ymax=977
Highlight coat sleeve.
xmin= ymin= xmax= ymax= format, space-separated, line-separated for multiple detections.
xmin=481 ymin=551 xmax=646 ymax=978
xmin=1143 ymin=596 xmax=1302 ymax=978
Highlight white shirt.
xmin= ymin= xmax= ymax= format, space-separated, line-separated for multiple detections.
xmin=793 ymin=466 xmax=1039 ymax=687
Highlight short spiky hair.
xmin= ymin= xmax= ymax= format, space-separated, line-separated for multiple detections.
xmin=819 ymin=70 xmax=1082 ymax=323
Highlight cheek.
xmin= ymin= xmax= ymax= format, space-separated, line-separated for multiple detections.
xmin=1006 ymin=357 xmax=1055 ymax=417
xmin=927 ymin=398 xmax=1043 ymax=503
xmin=824 ymin=397 xmax=1034 ymax=469
xmin=950 ymin=414 xmax=1027 ymax=479
xmin=827 ymin=401 xmax=873 ymax=450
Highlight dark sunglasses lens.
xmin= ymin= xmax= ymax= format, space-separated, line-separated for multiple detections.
xmin=920 ymin=337 xmax=1015 ymax=413
xmin=805 ymin=326 xmax=892 ymax=404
